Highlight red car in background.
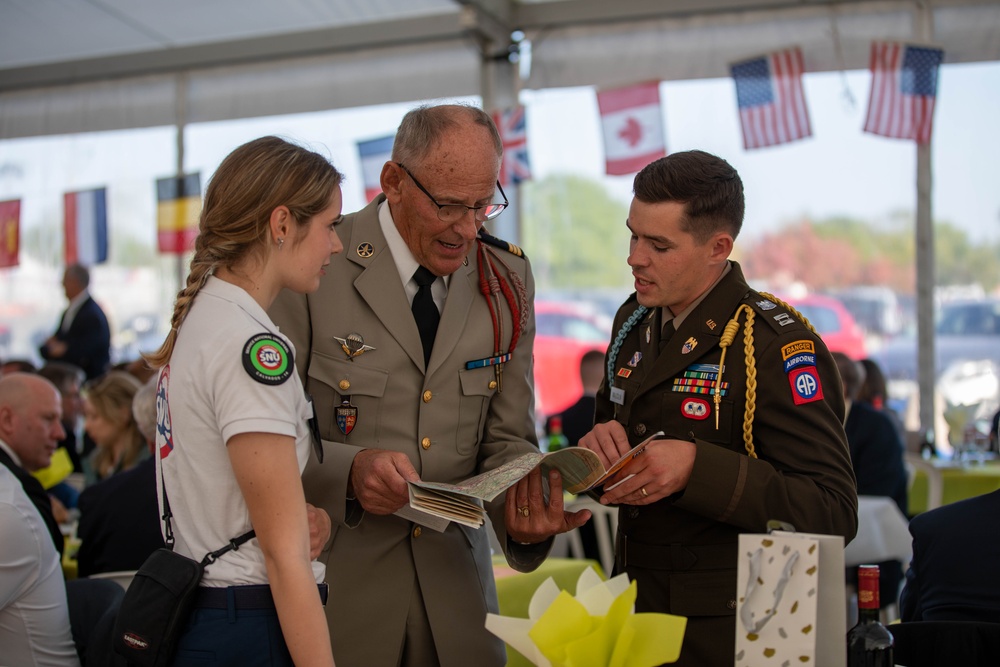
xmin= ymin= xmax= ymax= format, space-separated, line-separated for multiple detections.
xmin=781 ymin=293 xmax=868 ymax=360
xmin=533 ymin=301 xmax=611 ymax=418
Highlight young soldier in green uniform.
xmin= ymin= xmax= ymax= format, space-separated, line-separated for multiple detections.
xmin=580 ymin=150 xmax=858 ymax=666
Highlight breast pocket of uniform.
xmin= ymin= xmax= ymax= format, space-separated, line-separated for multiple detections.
xmin=663 ymin=389 xmax=734 ymax=447
xmin=307 ymin=351 xmax=388 ymax=442
xmin=456 ymin=367 xmax=497 ymax=455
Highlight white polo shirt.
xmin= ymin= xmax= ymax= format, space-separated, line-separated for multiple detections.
xmin=156 ymin=276 xmax=324 ymax=587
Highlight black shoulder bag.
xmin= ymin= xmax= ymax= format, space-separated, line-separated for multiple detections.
xmin=112 ymin=470 xmax=255 ymax=667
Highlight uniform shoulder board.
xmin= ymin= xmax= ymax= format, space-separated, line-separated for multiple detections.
xmin=745 ymin=293 xmax=809 ymax=333
xmin=478 ymin=230 xmax=525 ymax=258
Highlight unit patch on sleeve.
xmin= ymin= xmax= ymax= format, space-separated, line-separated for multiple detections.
xmin=788 ymin=366 xmax=824 ymax=404
xmin=242 ymin=333 xmax=293 ymax=385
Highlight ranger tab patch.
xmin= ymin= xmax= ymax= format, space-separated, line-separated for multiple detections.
xmin=242 ymin=333 xmax=293 ymax=385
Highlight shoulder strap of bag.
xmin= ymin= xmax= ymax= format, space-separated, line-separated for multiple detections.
xmin=159 ymin=458 xmax=256 ymax=567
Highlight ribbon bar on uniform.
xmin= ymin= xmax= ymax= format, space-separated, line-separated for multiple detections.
xmin=465 ymin=353 xmax=512 ymax=370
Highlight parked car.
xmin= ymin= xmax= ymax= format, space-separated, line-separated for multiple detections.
xmin=876 ymin=298 xmax=1000 ymax=382
xmin=533 ymin=300 xmax=611 ymax=418
xmin=876 ymin=299 xmax=1000 ymax=451
xmin=782 ymin=293 xmax=868 ymax=360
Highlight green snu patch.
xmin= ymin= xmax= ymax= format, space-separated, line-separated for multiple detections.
xmin=242 ymin=333 xmax=293 ymax=385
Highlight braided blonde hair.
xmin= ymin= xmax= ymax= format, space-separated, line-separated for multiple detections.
xmin=146 ymin=136 xmax=343 ymax=368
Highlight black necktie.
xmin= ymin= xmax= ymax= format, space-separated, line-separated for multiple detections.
xmin=658 ymin=318 xmax=676 ymax=353
xmin=411 ymin=266 xmax=440 ymax=365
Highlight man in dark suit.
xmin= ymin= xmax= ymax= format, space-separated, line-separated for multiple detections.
xmin=0 ymin=373 xmax=67 ymax=556
xmin=900 ymin=489 xmax=1000 ymax=623
xmin=39 ymin=264 xmax=111 ymax=381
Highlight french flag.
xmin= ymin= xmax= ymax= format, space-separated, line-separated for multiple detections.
xmin=357 ymin=135 xmax=395 ymax=202
xmin=64 ymin=187 xmax=108 ymax=265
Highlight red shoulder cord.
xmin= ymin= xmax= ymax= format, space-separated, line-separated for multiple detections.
xmin=476 ymin=240 xmax=527 ymax=357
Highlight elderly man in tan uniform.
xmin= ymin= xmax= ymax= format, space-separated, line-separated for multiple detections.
xmin=270 ymin=104 xmax=588 ymax=666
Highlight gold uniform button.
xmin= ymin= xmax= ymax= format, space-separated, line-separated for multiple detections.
xmin=489 ymin=380 xmax=497 ymax=390
xmin=422 ymin=390 xmax=432 ymax=403
xmin=421 ymin=437 xmax=431 ymax=450
xmin=338 ymin=380 xmax=351 ymax=391
xmin=412 ymin=526 xmax=422 ymax=538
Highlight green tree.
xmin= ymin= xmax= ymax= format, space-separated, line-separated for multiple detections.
xmin=520 ymin=174 xmax=632 ymax=291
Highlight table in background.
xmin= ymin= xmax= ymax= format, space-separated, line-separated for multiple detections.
xmin=844 ymin=495 xmax=912 ymax=567
xmin=493 ymin=555 xmax=605 ymax=667
xmin=909 ymin=460 xmax=1000 ymax=515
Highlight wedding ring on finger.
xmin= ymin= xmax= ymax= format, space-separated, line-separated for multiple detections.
xmin=518 ymin=506 xmax=530 ymax=518
xmin=640 ymin=487 xmax=648 ymax=498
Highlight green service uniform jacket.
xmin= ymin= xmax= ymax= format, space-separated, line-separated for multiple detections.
xmin=269 ymin=195 xmax=548 ymax=667
xmin=596 ymin=261 xmax=858 ymax=667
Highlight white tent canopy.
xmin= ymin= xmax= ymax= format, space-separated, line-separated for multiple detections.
xmin=1 ymin=0 xmax=998 ymax=138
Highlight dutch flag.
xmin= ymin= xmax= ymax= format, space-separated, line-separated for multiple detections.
xmin=64 ymin=187 xmax=108 ymax=265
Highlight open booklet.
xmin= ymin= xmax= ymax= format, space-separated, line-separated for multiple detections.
xmin=399 ymin=430 xmax=667 ymax=531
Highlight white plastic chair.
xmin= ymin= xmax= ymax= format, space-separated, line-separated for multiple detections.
xmin=565 ymin=496 xmax=618 ymax=577
xmin=904 ymin=453 xmax=944 ymax=512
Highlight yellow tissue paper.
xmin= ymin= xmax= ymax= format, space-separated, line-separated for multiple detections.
xmin=31 ymin=446 xmax=73 ymax=490
xmin=485 ymin=566 xmax=687 ymax=667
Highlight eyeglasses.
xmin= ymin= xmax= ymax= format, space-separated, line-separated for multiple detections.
xmin=397 ymin=163 xmax=508 ymax=223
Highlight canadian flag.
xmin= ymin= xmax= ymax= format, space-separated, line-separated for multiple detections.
xmin=597 ymin=81 xmax=667 ymax=176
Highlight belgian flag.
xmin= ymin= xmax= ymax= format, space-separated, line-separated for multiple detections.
xmin=156 ymin=173 xmax=201 ymax=254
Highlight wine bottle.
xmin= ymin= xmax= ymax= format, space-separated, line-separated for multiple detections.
xmin=546 ymin=416 xmax=569 ymax=453
xmin=847 ymin=564 xmax=894 ymax=666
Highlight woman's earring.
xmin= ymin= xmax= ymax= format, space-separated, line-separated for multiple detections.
xmin=277 ymin=237 xmax=284 ymax=249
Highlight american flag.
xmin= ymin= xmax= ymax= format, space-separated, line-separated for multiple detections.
xmin=731 ymin=47 xmax=811 ymax=150
xmin=491 ymin=106 xmax=531 ymax=186
xmin=863 ymin=42 xmax=944 ymax=144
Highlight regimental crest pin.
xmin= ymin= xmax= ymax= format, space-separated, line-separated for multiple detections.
xmin=681 ymin=337 xmax=698 ymax=354
xmin=627 ymin=351 xmax=642 ymax=367
xmin=756 ymin=299 xmax=777 ymax=311
xmin=335 ymin=333 xmax=375 ymax=360
xmin=335 ymin=400 xmax=358 ymax=435
xmin=356 ymin=242 xmax=374 ymax=258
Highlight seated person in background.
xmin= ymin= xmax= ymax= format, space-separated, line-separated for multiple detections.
xmin=38 ymin=361 xmax=90 ymax=472
xmin=0 ymin=464 xmax=80 ymax=666
xmin=37 ymin=362 xmax=87 ymax=512
xmin=833 ymin=352 xmax=908 ymax=610
xmin=545 ymin=349 xmax=605 ymax=563
xmin=545 ymin=349 xmax=605 ymax=447
xmin=900 ymin=489 xmax=1000 ymax=623
xmin=0 ymin=358 xmax=38 ymax=376
xmin=990 ymin=407 xmax=999 ymax=454
xmin=0 ymin=373 xmax=67 ymax=556
xmin=76 ymin=376 xmax=164 ymax=577
xmin=857 ymin=357 xmax=906 ymax=437
xmin=80 ymin=370 xmax=147 ymax=485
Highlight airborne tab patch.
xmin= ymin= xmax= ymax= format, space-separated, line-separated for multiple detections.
xmin=242 ymin=333 xmax=293 ymax=385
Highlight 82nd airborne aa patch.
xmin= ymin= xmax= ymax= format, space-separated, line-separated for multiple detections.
xmin=242 ymin=333 xmax=293 ymax=385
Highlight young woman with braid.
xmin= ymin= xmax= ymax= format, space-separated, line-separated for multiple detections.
xmin=144 ymin=136 xmax=343 ymax=666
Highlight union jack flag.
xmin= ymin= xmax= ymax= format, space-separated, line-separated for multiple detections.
xmin=491 ymin=106 xmax=532 ymax=186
